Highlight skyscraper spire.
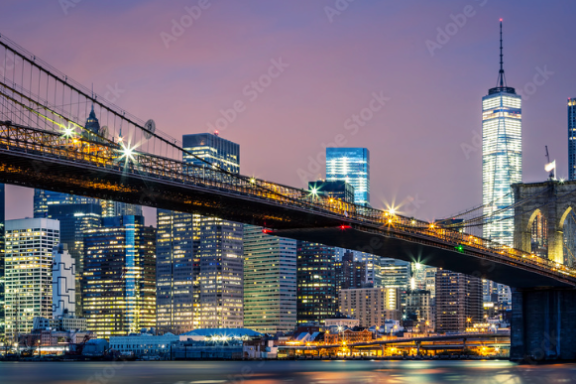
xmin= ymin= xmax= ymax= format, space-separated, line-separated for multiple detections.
xmin=497 ymin=19 xmax=506 ymax=88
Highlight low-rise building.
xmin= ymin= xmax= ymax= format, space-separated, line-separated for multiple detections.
xmin=338 ymin=287 xmax=401 ymax=327
xmin=324 ymin=317 xmax=360 ymax=329
xmin=108 ymin=332 xmax=180 ymax=358
xmin=324 ymin=328 xmax=373 ymax=345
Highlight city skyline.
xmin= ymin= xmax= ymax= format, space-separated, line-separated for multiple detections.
xmin=1 ymin=0 xmax=575 ymax=225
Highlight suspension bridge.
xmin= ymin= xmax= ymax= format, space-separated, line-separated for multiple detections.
xmin=1 ymin=33 xmax=576 ymax=360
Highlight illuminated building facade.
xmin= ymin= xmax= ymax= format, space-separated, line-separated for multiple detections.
xmin=307 ymin=180 xmax=355 ymax=203
xmin=435 ymin=269 xmax=482 ymax=332
xmin=156 ymin=209 xmax=195 ymax=334
xmin=158 ymin=133 xmax=243 ymax=329
xmin=4 ymin=218 xmax=60 ymax=340
xmin=326 ymin=148 xmax=370 ymax=206
xmin=243 ymin=225 xmax=297 ymax=334
xmin=482 ymin=22 xmax=522 ymax=247
xmin=82 ymin=215 xmax=156 ymax=338
xmin=569 ymin=98 xmax=576 ymax=180
xmin=335 ymin=251 xmax=367 ymax=293
xmin=0 ymin=184 xmax=4 ymax=336
xmin=296 ymin=241 xmax=337 ymax=324
xmin=338 ymin=287 xmax=401 ymax=327
xmin=47 ymin=203 xmax=102 ymax=316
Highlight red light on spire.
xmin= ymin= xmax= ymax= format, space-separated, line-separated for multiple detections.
xmin=214 ymin=130 xmax=219 ymax=136
xmin=499 ymin=18 xmax=503 ymax=22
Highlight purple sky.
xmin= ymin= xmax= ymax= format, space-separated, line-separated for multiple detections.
xmin=2 ymin=0 xmax=576 ymax=225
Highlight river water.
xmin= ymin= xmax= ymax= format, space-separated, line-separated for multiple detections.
xmin=1 ymin=360 xmax=576 ymax=384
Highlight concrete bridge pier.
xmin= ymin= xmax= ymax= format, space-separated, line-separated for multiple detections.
xmin=510 ymin=288 xmax=576 ymax=362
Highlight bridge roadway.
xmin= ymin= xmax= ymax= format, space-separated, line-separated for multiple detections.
xmin=0 ymin=121 xmax=575 ymax=289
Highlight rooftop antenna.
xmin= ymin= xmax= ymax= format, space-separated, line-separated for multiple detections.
xmin=497 ymin=19 xmax=506 ymax=88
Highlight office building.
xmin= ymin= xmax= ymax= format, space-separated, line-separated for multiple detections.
xmin=308 ymin=180 xmax=355 ymax=203
xmin=183 ymin=133 xmax=243 ymax=329
xmin=335 ymin=251 xmax=366 ymax=293
xmin=482 ymin=22 xmax=522 ymax=246
xmin=569 ymin=98 xmax=576 ymax=180
xmin=358 ymin=253 xmax=382 ymax=287
xmin=435 ymin=269 xmax=483 ymax=333
xmin=326 ymin=148 xmax=370 ymax=206
xmin=243 ymin=225 xmax=297 ymax=334
xmin=380 ymin=258 xmax=411 ymax=289
xmin=83 ymin=215 xmax=156 ymax=338
xmin=47 ymin=203 xmax=102 ymax=316
xmin=156 ymin=210 xmax=195 ymax=335
xmin=297 ymin=241 xmax=337 ymax=324
xmin=52 ymin=244 xmax=76 ymax=319
xmin=338 ymin=287 xmax=401 ymax=328
xmin=4 ymin=218 xmax=60 ymax=340
xmin=405 ymin=290 xmax=433 ymax=329
xmin=0 ymin=184 xmax=5 ymax=336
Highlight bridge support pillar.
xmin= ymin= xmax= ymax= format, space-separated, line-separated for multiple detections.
xmin=511 ymin=288 xmax=576 ymax=362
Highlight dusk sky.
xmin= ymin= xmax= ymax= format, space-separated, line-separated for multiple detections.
xmin=2 ymin=0 xmax=575 ymax=225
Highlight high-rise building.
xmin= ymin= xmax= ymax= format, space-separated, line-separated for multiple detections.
xmin=4 ymin=218 xmax=60 ymax=340
xmin=47 ymin=203 xmax=102 ymax=316
xmin=0 ymin=184 xmax=5 ymax=336
xmin=380 ymin=258 xmax=411 ymax=289
xmin=482 ymin=21 xmax=522 ymax=246
xmin=405 ymin=290 xmax=433 ymax=329
xmin=357 ymin=252 xmax=382 ymax=287
xmin=52 ymin=244 xmax=76 ymax=319
xmin=308 ymin=180 xmax=355 ymax=203
xmin=297 ymin=241 xmax=337 ymax=324
xmin=569 ymin=98 xmax=576 ymax=180
xmin=174 ymin=132 xmax=244 ymax=329
xmin=243 ymin=225 xmax=297 ymax=334
xmin=435 ymin=269 xmax=482 ymax=333
xmin=335 ymin=251 xmax=367 ymax=293
xmin=156 ymin=210 xmax=195 ymax=335
xmin=326 ymin=148 xmax=370 ymax=206
xmin=83 ymin=215 xmax=156 ymax=338
xmin=338 ymin=287 xmax=401 ymax=327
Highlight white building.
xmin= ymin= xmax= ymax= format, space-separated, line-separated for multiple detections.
xmin=324 ymin=317 xmax=360 ymax=329
xmin=482 ymin=22 xmax=522 ymax=247
xmin=109 ymin=333 xmax=180 ymax=357
xmin=4 ymin=218 xmax=60 ymax=339
xmin=338 ymin=287 xmax=401 ymax=328
xmin=52 ymin=244 xmax=76 ymax=318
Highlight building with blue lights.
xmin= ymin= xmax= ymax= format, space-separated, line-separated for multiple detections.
xmin=326 ymin=148 xmax=370 ymax=206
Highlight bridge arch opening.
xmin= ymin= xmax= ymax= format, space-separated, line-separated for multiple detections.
xmin=560 ymin=206 xmax=576 ymax=267
xmin=527 ymin=209 xmax=548 ymax=258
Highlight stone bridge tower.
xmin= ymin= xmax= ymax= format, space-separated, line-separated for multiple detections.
xmin=513 ymin=180 xmax=576 ymax=265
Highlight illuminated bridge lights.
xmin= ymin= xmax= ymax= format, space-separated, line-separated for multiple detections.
xmin=455 ymin=244 xmax=465 ymax=253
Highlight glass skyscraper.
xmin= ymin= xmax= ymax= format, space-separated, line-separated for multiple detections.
xmin=0 ymin=184 xmax=5 ymax=337
xmin=569 ymin=98 xmax=576 ymax=180
xmin=297 ymin=241 xmax=337 ymax=325
xmin=326 ymin=148 xmax=370 ymax=206
xmin=83 ymin=215 xmax=156 ymax=338
xmin=156 ymin=133 xmax=243 ymax=331
xmin=243 ymin=225 xmax=297 ymax=334
xmin=482 ymin=22 xmax=522 ymax=246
